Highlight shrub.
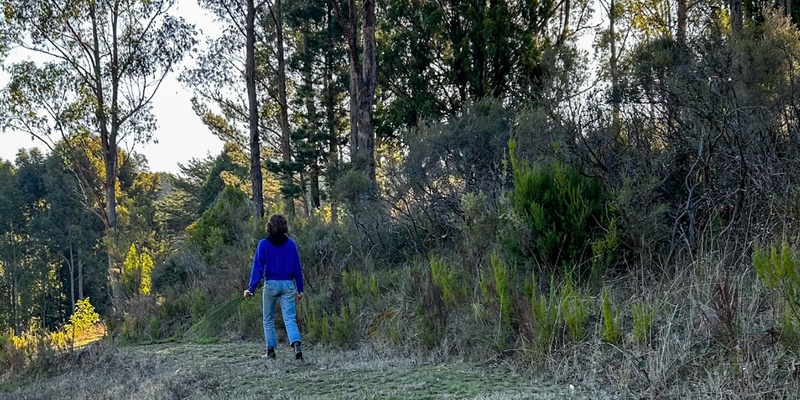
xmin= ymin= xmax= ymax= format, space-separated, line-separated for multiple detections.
xmin=413 ymin=260 xmax=446 ymax=349
xmin=122 ymin=245 xmax=155 ymax=296
xmin=0 ymin=328 xmax=26 ymax=373
xmin=492 ymin=253 xmax=513 ymax=347
xmin=631 ymin=299 xmax=658 ymax=345
xmin=530 ymin=277 xmax=559 ymax=353
xmin=504 ymin=140 xmax=618 ymax=281
xmin=186 ymin=185 xmax=254 ymax=261
xmin=430 ymin=256 xmax=463 ymax=307
xmin=753 ymin=242 xmax=800 ymax=349
xmin=65 ymin=298 xmax=101 ymax=344
xmin=342 ymin=270 xmax=366 ymax=312
xmin=234 ymin=295 xmax=263 ymax=340
xmin=332 ymin=306 xmax=356 ymax=347
xmin=559 ymin=279 xmax=591 ymax=342
xmin=600 ymin=287 xmax=622 ymax=344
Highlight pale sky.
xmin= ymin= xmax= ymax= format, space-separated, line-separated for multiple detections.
xmin=0 ymin=0 xmax=225 ymax=174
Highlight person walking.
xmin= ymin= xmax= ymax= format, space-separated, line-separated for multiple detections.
xmin=244 ymin=214 xmax=305 ymax=361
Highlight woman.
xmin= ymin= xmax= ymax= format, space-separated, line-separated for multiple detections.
xmin=244 ymin=214 xmax=305 ymax=361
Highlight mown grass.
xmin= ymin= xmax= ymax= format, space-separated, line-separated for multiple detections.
xmin=1 ymin=341 xmax=616 ymax=399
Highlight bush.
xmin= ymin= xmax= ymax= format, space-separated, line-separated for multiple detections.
xmin=753 ymin=242 xmax=800 ymax=349
xmin=559 ymin=279 xmax=590 ymax=342
xmin=504 ymin=140 xmax=618 ymax=281
xmin=600 ymin=287 xmax=621 ymax=344
xmin=631 ymin=299 xmax=658 ymax=345
xmin=492 ymin=254 xmax=513 ymax=348
xmin=530 ymin=277 xmax=559 ymax=354
xmin=186 ymin=185 xmax=255 ymax=260
xmin=122 ymin=245 xmax=155 ymax=296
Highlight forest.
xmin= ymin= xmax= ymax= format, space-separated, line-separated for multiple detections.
xmin=1 ymin=0 xmax=800 ymax=397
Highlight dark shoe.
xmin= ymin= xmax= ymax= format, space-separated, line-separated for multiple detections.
xmin=292 ymin=341 xmax=303 ymax=361
xmin=261 ymin=348 xmax=276 ymax=360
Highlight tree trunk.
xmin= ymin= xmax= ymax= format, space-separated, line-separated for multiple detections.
xmin=91 ymin=3 xmax=124 ymax=315
xmin=12 ymin=263 xmax=19 ymax=335
xmin=326 ymin=2 xmax=339 ymax=222
xmin=301 ymin=28 xmax=322 ymax=210
xmin=275 ymin=0 xmax=295 ymax=216
xmin=357 ymin=0 xmax=377 ymax=183
xmin=677 ymin=0 xmax=687 ymax=45
xmin=69 ymin=245 xmax=76 ymax=313
xmin=347 ymin=0 xmax=360 ymax=164
xmin=558 ymin=0 xmax=571 ymax=46
xmin=730 ymin=0 xmax=742 ymax=35
xmin=609 ymin=0 xmax=621 ymax=137
xmin=78 ymin=259 xmax=84 ymax=300
xmin=246 ymin=0 xmax=265 ymax=220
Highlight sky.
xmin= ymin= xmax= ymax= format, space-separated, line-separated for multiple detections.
xmin=0 ymin=0 xmax=225 ymax=174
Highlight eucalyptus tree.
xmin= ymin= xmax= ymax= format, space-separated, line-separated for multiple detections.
xmin=339 ymin=0 xmax=378 ymax=184
xmin=189 ymin=0 xmax=302 ymax=217
xmin=0 ymin=0 xmax=196 ymax=312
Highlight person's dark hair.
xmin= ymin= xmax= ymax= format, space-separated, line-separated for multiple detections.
xmin=267 ymin=214 xmax=289 ymax=235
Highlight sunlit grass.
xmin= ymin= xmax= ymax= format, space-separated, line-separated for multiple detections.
xmin=72 ymin=323 xmax=106 ymax=349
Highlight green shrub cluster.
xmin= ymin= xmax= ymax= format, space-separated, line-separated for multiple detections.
xmin=600 ymin=287 xmax=622 ymax=344
xmin=122 ymin=245 xmax=155 ymax=296
xmin=631 ymin=299 xmax=658 ymax=345
xmin=753 ymin=242 xmax=800 ymax=349
xmin=504 ymin=140 xmax=618 ymax=281
xmin=430 ymin=256 xmax=464 ymax=308
xmin=530 ymin=277 xmax=559 ymax=353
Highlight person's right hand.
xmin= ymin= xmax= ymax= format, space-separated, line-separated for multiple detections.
xmin=296 ymin=292 xmax=304 ymax=301
xmin=243 ymin=290 xmax=252 ymax=298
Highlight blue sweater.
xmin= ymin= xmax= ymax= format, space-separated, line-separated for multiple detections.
xmin=247 ymin=235 xmax=304 ymax=294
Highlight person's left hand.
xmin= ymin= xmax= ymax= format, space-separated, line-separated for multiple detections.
xmin=243 ymin=290 xmax=253 ymax=298
xmin=296 ymin=292 xmax=304 ymax=301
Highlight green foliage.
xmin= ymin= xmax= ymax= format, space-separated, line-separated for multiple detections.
xmin=491 ymin=253 xmax=513 ymax=346
xmin=461 ymin=191 xmax=502 ymax=266
xmin=186 ymin=185 xmax=253 ymax=258
xmin=530 ymin=276 xmax=559 ymax=353
xmin=190 ymin=289 xmax=212 ymax=323
xmin=332 ymin=170 xmax=371 ymax=204
xmin=68 ymin=298 xmax=100 ymax=335
xmin=122 ymin=245 xmax=155 ymax=296
xmin=234 ymin=295 xmax=263 ymax=340
xmin=342 ymin=270 xmax=366 ymax=311
xmin=332 ymin=306 xmax=356 ymax=347
xmin=505 ymin=140 xmax=617 ymax=280
xmin=416 ymin=301 xmax=441 ymax=349
xmin=369 ymin=273 xmax=379 ymax=301
xmin=599 ymin=287 xmax=621 ymax=344
xmin=753 ymin=242 xmax=800 ymax=349
xmin=559 ymin=279 xmax=590 ymax=342
xmin=303 ymin=302 xmax=332 ymax=345
xmin=152 ymin=256 xmax=190 ymax=292
xmin=430 ymin=257 xmax=463 ymax=307
xmin=631 ymin=300 xmax=658 ymax=345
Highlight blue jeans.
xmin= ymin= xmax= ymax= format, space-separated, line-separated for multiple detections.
xmin=263 ymin=280 xmax=301 ymax=349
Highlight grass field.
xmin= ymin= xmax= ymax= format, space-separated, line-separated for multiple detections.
xmin=1 ymin=341 xmax=617 ymax=399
